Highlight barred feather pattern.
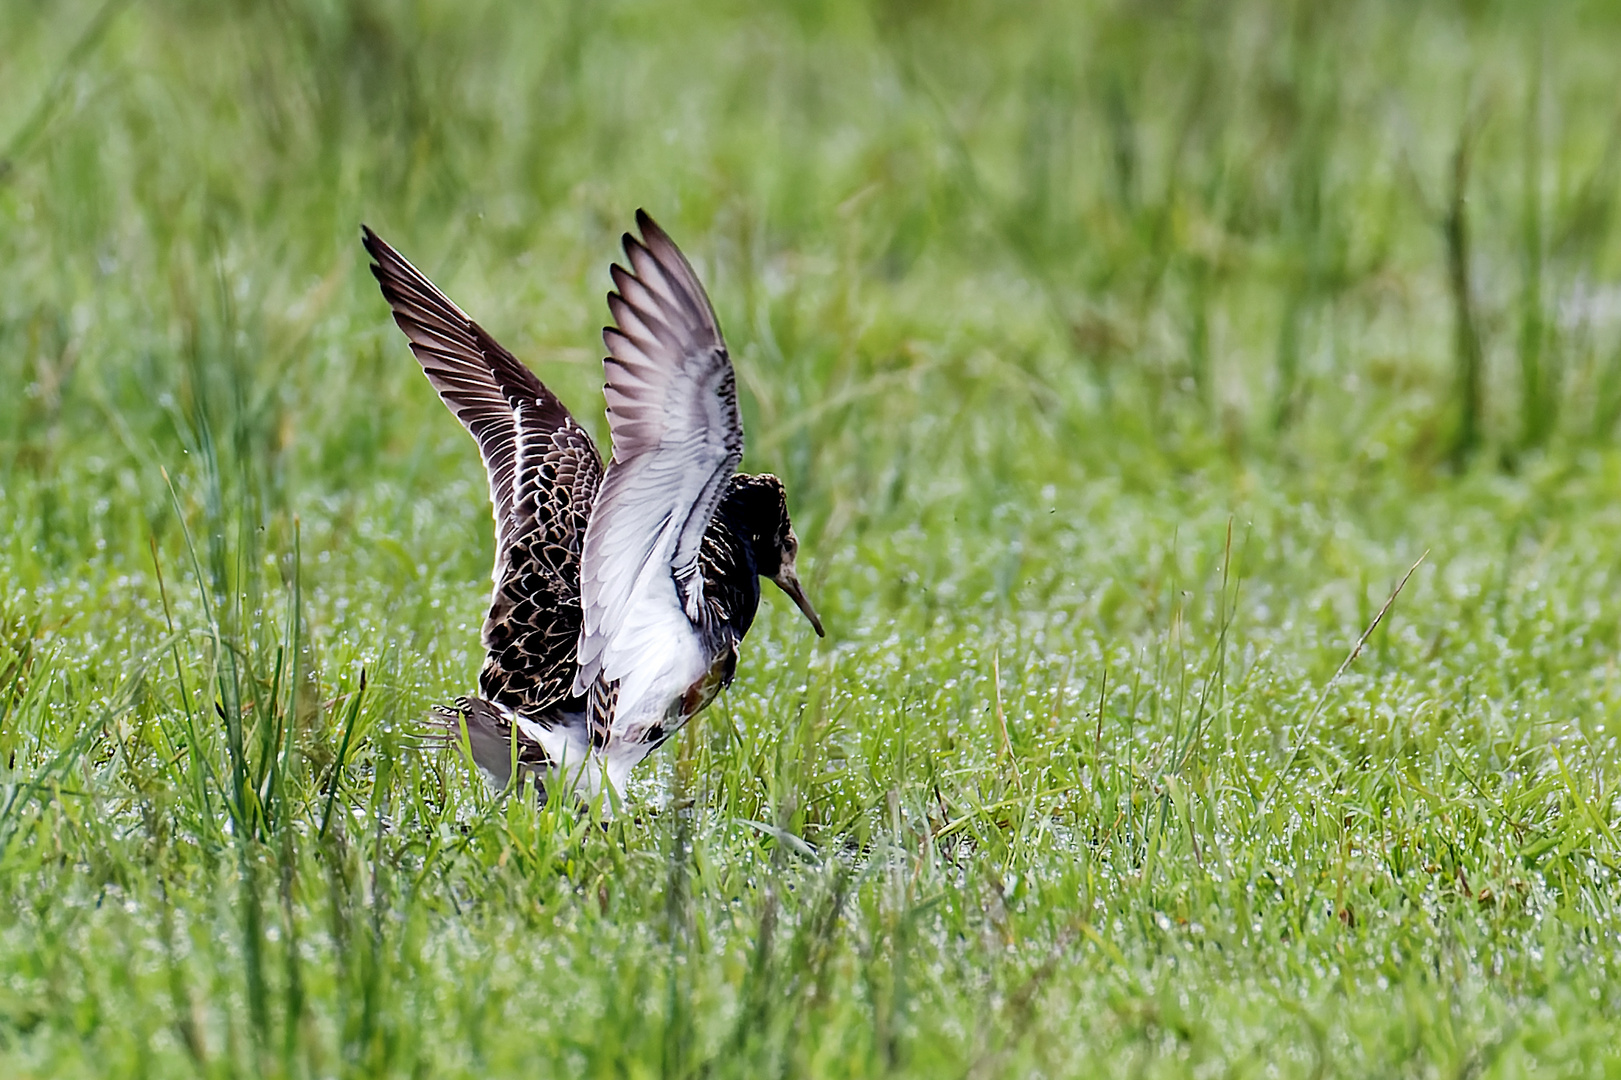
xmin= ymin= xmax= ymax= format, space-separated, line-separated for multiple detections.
xmin=363 ymin=226 xmax=604 ymax=727
xmin=431 ymin=697 xmax=553 ymax=796
xmin=479 ymin=404 xmax=601 ymax=714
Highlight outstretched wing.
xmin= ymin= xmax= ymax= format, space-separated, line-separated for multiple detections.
xmin=573 ymin=210 xmax=743 ymax=699
xmin=363 ymin=226 xmax=603 ymax=714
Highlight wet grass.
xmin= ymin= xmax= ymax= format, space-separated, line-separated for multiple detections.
xmin=4 ymin=0 xmax=1621 ymax=1076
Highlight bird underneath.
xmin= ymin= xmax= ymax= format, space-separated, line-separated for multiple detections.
xmin=362 ymin=212 xmax=823 ymax=804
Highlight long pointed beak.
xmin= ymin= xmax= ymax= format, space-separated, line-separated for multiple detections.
xmin=772 ymin=567 xmax=825 ymax=637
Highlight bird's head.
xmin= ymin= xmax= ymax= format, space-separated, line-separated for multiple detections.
xmin=726 ymin=473 xmax=824 ymax=637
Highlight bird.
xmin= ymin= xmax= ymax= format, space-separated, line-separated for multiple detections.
xmin=362 ymin=211 xmax=824 ymax=804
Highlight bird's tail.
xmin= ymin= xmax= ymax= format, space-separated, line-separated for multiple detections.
xmin=430 ymin=695 xmax=552 ymax=797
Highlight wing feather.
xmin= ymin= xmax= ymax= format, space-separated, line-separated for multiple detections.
xmin=574 ymin=211 xmax=743 ymax=701
xmin=363 ymin=226 xmax=603 ymax=714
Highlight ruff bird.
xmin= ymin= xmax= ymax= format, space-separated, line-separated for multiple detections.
xmin=363 ymin=212 xmax=823 ymax=802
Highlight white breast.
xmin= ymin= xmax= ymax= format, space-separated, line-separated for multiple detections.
xmin=601 ymin=570 xmax=707 ymax=742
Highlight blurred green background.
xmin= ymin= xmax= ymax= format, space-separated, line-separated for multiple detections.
xmin=4 ymin=0 xmax=1621 ymax=1076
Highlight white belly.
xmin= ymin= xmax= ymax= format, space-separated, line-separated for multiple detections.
xmin=555 ymin=586 xmax=706 ymax=803
xmin=600 ymin=583 xmax=707 ymax=742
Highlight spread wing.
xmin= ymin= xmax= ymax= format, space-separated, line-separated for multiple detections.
xmin=573 ymin=210 xmax=742 ymax=697
xmin=363 ymin=226 xmax=603 ymax=714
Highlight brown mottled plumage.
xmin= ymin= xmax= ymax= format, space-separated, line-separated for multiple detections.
xmin=363 ymin=226 xmax=600 ymax=720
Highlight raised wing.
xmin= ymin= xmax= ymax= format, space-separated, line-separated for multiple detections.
xmin=573 ymin=211 xmax=743 ymax=699
xmin=363 ymin=226 xmax=603 ymax=713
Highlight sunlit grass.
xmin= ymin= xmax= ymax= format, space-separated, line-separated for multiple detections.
xmin=3 ymin=0 xmax=1621 ymax=1076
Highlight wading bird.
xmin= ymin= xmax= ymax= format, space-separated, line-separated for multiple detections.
xmin=363 ymin=212 xmax=823 ymax=803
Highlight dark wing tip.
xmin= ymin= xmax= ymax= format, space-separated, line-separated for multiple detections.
xmin=633 ymin=209 xmax=684 ymax=261
xmin=619 ymin=230 xmax=646 ymax=266
xmin=360 ymin=223 xmax=389 ymax=263
xmin=625 ymin=207 xmax=674 ymax=261
xmin=634 ymin=208 xmax=676 ymax=253
xmin=633 ymin=210 xmax=681 ymax=263
xmin=361 ymin=226 xmax=413 ymax=298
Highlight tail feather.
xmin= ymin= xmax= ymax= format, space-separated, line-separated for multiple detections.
xmin=432 ymin=695 xmax=552 ymax=796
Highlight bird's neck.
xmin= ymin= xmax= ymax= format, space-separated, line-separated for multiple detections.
xmin=700 ymin=504 xmax=765 ymax=638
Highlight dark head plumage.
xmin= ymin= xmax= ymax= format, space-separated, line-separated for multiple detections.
xmin=717 ymin=474 xmax=823 ymax=636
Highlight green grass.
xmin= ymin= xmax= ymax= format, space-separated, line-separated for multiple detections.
xmin=4 ymin=0 xmax=1621 ymax=1075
